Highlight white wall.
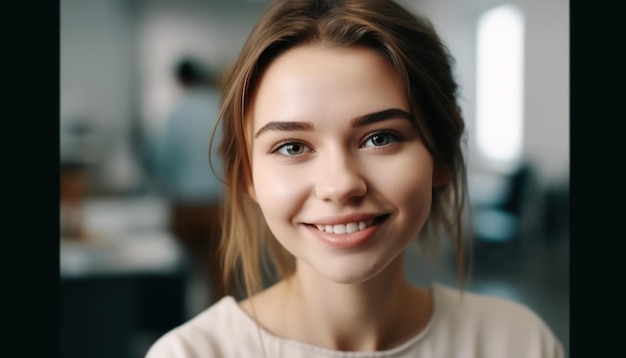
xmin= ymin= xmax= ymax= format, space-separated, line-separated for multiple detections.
xmin=61 ymin=0 xmax=142 ymax=193
xmin=519 ymin=0 xmax=569 ymax=184
xmin=136 ymin=0 xmax=270 ymax=136
xmin=402 ymin=0 xmax=569 ymax=186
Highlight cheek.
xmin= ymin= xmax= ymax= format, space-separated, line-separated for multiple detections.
xmin=252 ymin=161 xmax=310 ymax=222
xmin=369 ymin=152 xmax=434 ymax=231
xmin=370 ymin=149 xmax=434 ymax=201
xmin=393 ymin=173 xmax=433 ymax=223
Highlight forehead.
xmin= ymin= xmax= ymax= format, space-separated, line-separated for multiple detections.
xmin=247 ymin=45 xmax=410 ymax=134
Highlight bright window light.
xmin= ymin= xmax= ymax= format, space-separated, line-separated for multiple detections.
xmin=476 ymin=5 xmax=525 ymax=164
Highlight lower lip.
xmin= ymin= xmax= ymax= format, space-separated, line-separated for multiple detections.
xmin=305 ymin=223 xmax=382 ymax=250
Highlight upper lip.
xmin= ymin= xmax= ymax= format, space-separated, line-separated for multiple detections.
xmin=304 ymin=213 xmax=387 ymax=226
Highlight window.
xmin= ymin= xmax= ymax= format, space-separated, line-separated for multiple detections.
xmin=476 ymin=4 xmax=525 ymax=165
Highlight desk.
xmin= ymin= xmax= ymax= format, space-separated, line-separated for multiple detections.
xmin=60 ymin=196 xmax=188 ymax=358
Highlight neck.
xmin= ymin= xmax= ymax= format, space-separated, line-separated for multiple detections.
xmin=254 ymin=255 xmax=432 ymax=352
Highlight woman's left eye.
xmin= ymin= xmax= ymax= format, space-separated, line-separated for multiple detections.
xmin=362 ymin=131 xmax=401 ymax=147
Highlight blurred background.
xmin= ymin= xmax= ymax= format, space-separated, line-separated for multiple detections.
xmin=60 ymin=0 xmax=569 ymax=357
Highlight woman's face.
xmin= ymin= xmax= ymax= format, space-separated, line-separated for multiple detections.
xmin=248 ymin=45 xmax=436 ymax=284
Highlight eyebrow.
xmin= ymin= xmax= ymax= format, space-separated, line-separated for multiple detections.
xmin=351 ymin=108 xmax=412 ymax=127
xmin=254 ymin=108 xmax=412 ymax=138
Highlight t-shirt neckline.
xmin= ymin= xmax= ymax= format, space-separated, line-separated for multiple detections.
xmin=223 ymin=284 xmax=445 ymax=357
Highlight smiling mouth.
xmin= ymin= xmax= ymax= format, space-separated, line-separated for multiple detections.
xmin=307 ymin=214 xmax=390 ymax=234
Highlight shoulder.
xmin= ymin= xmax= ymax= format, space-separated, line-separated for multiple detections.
xmin=144 ymin=296 xmax=252 ymax=358
xmin=434 ymin=284 xmax=540 ymax=324
xmin=430 ymin=285 xmax=565 ymax=358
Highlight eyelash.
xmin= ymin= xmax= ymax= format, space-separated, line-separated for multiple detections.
xmin=269 ymin=129 xmax=404 ymax=157
xmin=360 ymin=129 xmax=403 ymax=149
xmin=269 ymin=139 xmax=312 ymax=157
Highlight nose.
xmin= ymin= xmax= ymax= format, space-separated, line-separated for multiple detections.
xmin=314 ymin=149 xmax=367 ymax=204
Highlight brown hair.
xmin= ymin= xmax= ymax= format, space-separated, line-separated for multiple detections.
xmin=214 ymin=0 xmax=469 ymax=298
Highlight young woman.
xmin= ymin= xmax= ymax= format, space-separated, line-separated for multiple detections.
xmin=147 ymin=0 xmax=564 ymax=357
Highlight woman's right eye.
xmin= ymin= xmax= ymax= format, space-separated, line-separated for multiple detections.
xmin=273 ymin=142 xmax=312 ymax=156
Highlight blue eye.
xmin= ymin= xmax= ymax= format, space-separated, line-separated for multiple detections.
xmin=362 ymin=131 xmax=401 ymax=147
xmin=275 ymin=142 xmax=311 ymax=156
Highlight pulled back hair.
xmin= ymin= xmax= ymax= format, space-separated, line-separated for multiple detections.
xmin=215 ymin=0 xmax=469 ymax=298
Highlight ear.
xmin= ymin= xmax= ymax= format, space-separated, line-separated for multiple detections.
xmin=432 ymin=166 xmax=451 ymax=188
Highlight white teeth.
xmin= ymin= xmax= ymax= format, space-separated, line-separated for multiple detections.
xmin=346 ymin=222 xmax=358 ymax=234
xmin=333 ymin=224 xmax=346 ymax=234
xmin=315 ymin=220 xmax=372 ymax=234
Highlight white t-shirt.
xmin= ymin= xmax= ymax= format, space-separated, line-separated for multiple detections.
xmin=146 ymin=284 xmax=564 ymax=358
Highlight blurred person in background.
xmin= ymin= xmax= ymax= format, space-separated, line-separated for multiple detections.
xmin=152 ymin=57 xmax=226 ymax=316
